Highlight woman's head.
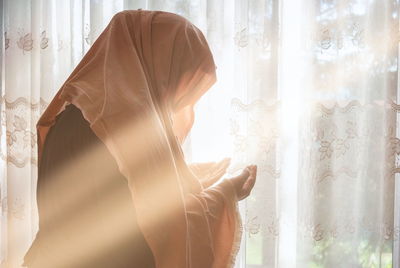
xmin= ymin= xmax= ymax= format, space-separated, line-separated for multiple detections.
xmin=53 ymin=10 xmax=214 ymax=147
xmin=148 ymin=11 xmax=216 ymax=142
xmin=150 ymin=11 xmax=216 ymax=111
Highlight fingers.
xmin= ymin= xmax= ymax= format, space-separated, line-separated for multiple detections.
xmin=202 ymin=170 xmax=226 ymax=188
xmin=211 ymin=158 xmax=231 ymax=175
xmin=228 ymin=166 xmax=252 ymax=199
xmin=243 ymin=169 xmax=256 ymax=195
xmin=237 ymin=164 xmax=257 ymax=200
xmin=208 ymin=169 xmax=226 ymax=183
xmin=241 ymin=177 xmax=253 ymax=198
xmin=219 ymin=157 xmax=231 ymax=167
xmin=200 ymin=158 xmax=232 ymax=188
xmin=212 ymin=158 xmax=231 ymax=175
xmin=232 ymin=166 xmax=251 ymax=182
xmin=249 ymin=165 xmax=257 ymax=177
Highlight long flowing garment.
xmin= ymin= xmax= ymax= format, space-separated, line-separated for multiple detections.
xmin=24 ymin=104 xmax=156 ymax=268
xmin=24 ymin=10 xmax=242 ymax=268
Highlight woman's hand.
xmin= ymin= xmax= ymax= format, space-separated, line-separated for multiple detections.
xmin=189 ymin=158 xmax=231 ymax=188
xmin=229 ymin=165 xmax=257 ymax=200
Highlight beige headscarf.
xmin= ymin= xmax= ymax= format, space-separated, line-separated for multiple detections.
xmin=36 ymin=10 xmax=240 ymax=268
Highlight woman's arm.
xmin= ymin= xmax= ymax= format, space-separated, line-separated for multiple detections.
xmin=185 ymin=165 xmax=257 ymax=268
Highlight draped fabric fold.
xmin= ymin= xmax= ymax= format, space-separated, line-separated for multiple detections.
xmin=23 ymin=10 xmax=240 ymax=268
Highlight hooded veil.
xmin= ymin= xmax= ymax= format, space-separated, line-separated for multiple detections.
xmin=30 ymin=10 xmax=241 ymax=268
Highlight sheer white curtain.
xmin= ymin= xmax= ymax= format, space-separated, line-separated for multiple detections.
xmin=1 ymin=0 xmax=399 ymax=267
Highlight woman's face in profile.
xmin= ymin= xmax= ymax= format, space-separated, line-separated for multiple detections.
xmin=172 ymin=105 xmax=195 ymax=144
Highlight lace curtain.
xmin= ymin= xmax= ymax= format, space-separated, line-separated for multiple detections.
xmin=1 ymin=0 xmax=399 ymax=267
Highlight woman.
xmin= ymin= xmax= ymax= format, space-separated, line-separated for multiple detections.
xmin=23 ymin=10 xmax=257 ymax=268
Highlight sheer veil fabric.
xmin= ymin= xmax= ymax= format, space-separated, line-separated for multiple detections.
xmin=25 ymin=10 xmax=241 ymax=268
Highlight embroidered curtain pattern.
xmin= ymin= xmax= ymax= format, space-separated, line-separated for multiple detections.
xmin=1 ymin=0 xmax=399 ymax=267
